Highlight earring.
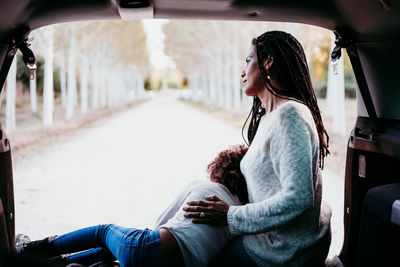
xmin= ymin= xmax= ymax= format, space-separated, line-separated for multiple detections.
xmin=266 ymin=71 xmax=271 ymax=80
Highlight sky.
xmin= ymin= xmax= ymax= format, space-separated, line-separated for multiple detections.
xmin=142 ymin=19 xmax=175 ymax=70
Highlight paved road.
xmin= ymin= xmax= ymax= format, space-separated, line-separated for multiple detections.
xmin=13 ymin=90 xmax=343 ymax=259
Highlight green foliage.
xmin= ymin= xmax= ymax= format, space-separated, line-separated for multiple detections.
xmin=144 ymin=77 xmax=162 ymax=91
xmin=167 ymin=76 xmax=188 ymax=89
xmin=16 ymin=54 xmax=29 ymax=86
xmin=343 ymin=52 xmax=356 ymax=98
xmin=167 ymin=81 xmax=180 ymax=89
xmin=15 ymin=101 xmax=24 ymax=108
xmin=309 ymin=37 xmax=330 ymax=98
xmin=156 ymin=79 xmax=162 ymax=90
xmin=181 ymin=77 xmax=188 ymax=88
xmin=52 ymin=67 xmax=61 ymax=93
xmin=309 ymin=38 xmax=357 ymax=99
xmin=144 ymin=77 xmax=151 ymax=91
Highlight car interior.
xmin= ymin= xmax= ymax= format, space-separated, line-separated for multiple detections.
xmin=0 ymin=0 xmax=400 ymax=266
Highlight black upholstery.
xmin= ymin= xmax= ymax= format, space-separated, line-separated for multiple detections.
xmin=0 ymin=200 xmax=10 ymax=253
xmin=356 ymin=183 xmax=400 ymax=267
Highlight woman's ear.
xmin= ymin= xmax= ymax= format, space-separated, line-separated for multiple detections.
xmin=263 ymin=55 xmax=274 ymax=73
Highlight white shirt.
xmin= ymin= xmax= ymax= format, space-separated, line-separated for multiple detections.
xmin=154 ymin=180 xmax=241 ymax=267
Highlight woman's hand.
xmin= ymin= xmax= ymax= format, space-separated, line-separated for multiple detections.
xmin=183 ymin=195 xmax=230 ymax=226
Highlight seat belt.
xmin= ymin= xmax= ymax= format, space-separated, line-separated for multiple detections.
xmin=0 ymin=36 xmax=36 ymax=93
xmin=331 ymin=30 xmax=382 ymax=133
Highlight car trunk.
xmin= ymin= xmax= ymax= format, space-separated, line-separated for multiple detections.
xmin=0 ymin=0 xmax=399 ymax=265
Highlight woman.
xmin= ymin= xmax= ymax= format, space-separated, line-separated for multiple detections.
xmin=17 ymin=145 xmax=249 ymax=267
xmin=184 ymin=31 xmax=332 ymax=266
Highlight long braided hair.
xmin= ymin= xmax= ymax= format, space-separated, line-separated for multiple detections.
xmin=242 ymin=31 xmax=330 ymax=168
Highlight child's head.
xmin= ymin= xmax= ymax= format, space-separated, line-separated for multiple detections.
xmin=207 ymin=144 xmax=249 ymax=204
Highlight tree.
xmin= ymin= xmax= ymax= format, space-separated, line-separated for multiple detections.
xmin=43 ymin=26 xmax=54 ymax=126
xmin=163 ymin=20 xmax=269 ymax=110
xmin=163 ymin=20 xmax=336 ymax=114
xmin=326 ymin=33 xmax=345 ymax=136
xmin=51 ymin=20 xmax=150 ymax=118
xmin=5 ymin=56 xmax=17 ymax=132
xmin=21 ymin=20 xmax=150 ymax=125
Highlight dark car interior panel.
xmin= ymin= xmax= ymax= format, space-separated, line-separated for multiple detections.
xmin=0 ymin=125 xmax=14 ymax=254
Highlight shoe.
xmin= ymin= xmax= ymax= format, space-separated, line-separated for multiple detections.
xmin=50 ymin=254 xmax=68 ymax=264
xmin=15 ymin=233 xmax=31 ymax=247
xmin=16 ymin=236 xmax=58 ymax=258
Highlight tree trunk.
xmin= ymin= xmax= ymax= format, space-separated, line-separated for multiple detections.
xmin=138 ymin=76 xmax=144 ymax=99
xmin=130 ymin=74 xmax=137 ymax=101
xmin=162 ymin=68 xmax=169 ymax=89
xmin=80 ymin=54 xmax=89 ymax=114
xmin=201 ymin=67 xmax=208 ymax=104
xmin=132 ymin=75 xmax=141 ymax=100
xmin=216 ymin=51 xmax=224 ymax=108
xmin=326 ymin=34 xmax=346 ymax=136
xmin=66 ymin=33 xmax=77 ymax=120
xmin=100 ymin=64 xmax=106 ymax=107
xmin=29 ymin=75 xmax=37 ymax=114
xmin=232 ymin=22 xmax=241 ymax=111
xmin=43 ymin=26 xmax=54 ymax=126
xmin=207 ymin=63 xmax=217 ymax=106
xmin=113 ymin=73 xmax=122 ymax=106
xmin=223 ymin=50 xmax=232 ymax=110
xmin=91 ymin=55 xmax=99 ymax=109
xmin=5 ymin=56 xmax=17 ymax=132
xmin=305 ymin=26 xmax=313 ymax=68
xmin=187 ymin=74 xmax=194 ymax=101
xmin=59 ymin=55 xmax=67 ymax=108
xmin=195 ymin=72 xmax=201 ymax=102
xmin=107 ymin=76 xmax=112 ymax=108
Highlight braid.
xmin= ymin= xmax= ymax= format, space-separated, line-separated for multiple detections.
xmin=243 ymin=31 xmax=330 ymax=169
xmin=242 ymin=97 xmax=265 ymax=145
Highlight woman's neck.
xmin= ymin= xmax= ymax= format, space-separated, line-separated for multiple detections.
xmin=258 ymin=88 xmax=290 ymax=116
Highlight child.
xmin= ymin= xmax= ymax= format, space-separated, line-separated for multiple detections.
xmin=17 ymin=144 xmax=248 ymax=267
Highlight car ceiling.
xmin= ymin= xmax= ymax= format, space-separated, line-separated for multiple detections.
xmin=0 ymin=0 xmax=399 ymax=42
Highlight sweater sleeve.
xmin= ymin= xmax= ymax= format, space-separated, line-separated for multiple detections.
xmin=228 ymin=105 xmax=317 ymax=235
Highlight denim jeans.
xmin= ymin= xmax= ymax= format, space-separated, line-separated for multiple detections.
xmin=53 ymin=224 xmax=164 ymax=267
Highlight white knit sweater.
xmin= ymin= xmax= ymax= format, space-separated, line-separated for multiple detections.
xmin=228 ymin=101 xmax=332 ymax=266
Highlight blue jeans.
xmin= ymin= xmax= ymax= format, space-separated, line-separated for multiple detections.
xmin=53 ymin=224 xmax=164 ymax=267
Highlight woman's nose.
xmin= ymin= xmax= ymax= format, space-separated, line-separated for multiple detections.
xmin=241 ymin=71 xmax=245 ymax=78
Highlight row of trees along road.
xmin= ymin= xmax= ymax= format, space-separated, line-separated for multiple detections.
xmin=2 ymin=20 xmax=149 ymax=132
xmin=2 ymin=20 xmax=349 ymax=137
xmin=163 ymin=21 xmax=349 ymax=136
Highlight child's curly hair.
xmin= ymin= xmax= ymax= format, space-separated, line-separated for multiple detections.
xmin=207 ymin=144 xmax=249 ymax=204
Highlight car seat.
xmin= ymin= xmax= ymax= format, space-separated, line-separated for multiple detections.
xmin=355 ymin=183 xmax=400 ymax=266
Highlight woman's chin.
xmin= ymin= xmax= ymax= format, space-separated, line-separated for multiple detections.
xmin=242 ymin=85 xmax=250 ymax=95
xmin=243 ymin=88 xmax=257 ymax=97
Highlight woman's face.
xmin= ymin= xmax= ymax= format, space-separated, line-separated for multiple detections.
xmin=241 ymin=45 xmax=265 ymax=97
